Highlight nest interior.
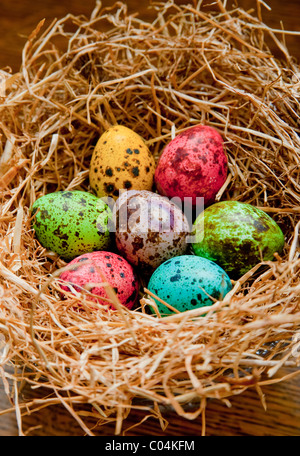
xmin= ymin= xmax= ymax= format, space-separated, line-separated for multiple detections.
xmin=0 ymin=0 xmax=300 ymax=435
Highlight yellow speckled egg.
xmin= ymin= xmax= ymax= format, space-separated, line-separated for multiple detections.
xmin=89 ymin=125 xmax=156 ymax=199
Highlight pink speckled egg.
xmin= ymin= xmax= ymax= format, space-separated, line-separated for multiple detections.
xmin=154 ymin=125 xmax=228 ymax=207
xmin=59 ymin=251 xmax=139 ymax=310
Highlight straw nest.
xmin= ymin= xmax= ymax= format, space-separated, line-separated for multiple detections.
xmin=0 ymin=0 xmax=300 ymax=436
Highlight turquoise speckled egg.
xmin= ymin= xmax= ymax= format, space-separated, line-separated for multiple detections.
xmin=192 ymin=200 xmax=285 ymax=279
xmin=31 ymin=190 xmax=112 ymax=260
xmin=147 ymin=255 xmax=232 ymax=316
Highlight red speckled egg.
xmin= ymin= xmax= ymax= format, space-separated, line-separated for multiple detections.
xmin=59 ymin=251 xmax=139 ymax=310
xmin=154 ymin=125 xmax=228 ymax=207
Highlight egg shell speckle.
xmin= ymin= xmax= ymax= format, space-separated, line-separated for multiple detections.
xmin=147 ymin=255 xmax=232 ymax=316
xmin=31 ymin=190 xmax=112 ymax=261
xmin=113 ymin=190 xmax=190 ymax=272
xmin=89 ymin=125 xmax=156 ymax=199
xmin=192 ymin=200 xmax=285 ymax=279
xmin=59 ymin=251 xmax=139 ymax=309
xmin=154 ymin=125 xmax=228 ymax=206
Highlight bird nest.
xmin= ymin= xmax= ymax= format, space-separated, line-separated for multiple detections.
xmin=0 ymin=0 xmax=300 ymax=436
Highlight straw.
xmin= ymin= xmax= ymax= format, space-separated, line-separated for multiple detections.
xmin=0 ymin=0 xmax=299 ymax=435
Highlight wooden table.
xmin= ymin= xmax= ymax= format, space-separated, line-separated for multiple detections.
xmin=0 ymin=0 xmax=300 ymax=436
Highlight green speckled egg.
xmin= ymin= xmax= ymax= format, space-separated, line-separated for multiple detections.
xmin=192 ymin=201 xmax=285 ymax=279
xmin=31 ymin=190 xmax=112 ymax=260
xmin=147 ymin=255 xmax=232 ymax=316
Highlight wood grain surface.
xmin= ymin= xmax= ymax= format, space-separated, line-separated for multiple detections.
xmin=0 ymin=0 xmax=300 ymax=437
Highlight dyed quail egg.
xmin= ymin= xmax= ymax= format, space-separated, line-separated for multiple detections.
xmin=147 ymin=255 xmax=232 ymax=316
xmin=31 ymin=190 xmax=112 ymax=261
xmin=89 ymin=125 xmax=155 ymax=199
xmin=192 ymin=200 xmax=285 ymax=279
xmin=59 ymin=251 xmax=139 ymax=309
xmin=154 ymin=125 xmax=228 ymax=207
xmin=113 ymin=190 xmax=190 ymax=272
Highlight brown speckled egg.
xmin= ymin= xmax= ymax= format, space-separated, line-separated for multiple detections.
xmin=89 ymin=125 xmax=155 ymax=200
xmin=154 ymin=125 xmax=228 ymax=207
xmin=113 ymin=190 xmax=190 ymax=273
xmin=59 ymin=251 xmax=139 ymax=310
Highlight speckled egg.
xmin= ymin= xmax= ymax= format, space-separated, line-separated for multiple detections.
xmin=147 ymin=255 xmax=232 ymax=316
xmin=192 ymin=200 xmax=285 ymax=279
xmin=89 ymin=125 xmax=156 ymax=199
xmin=31 ymin=190 xmax=112 ymax=261
xmin=59 ymin=251 xmax=139 ymax=309
xmin=113 ymin=190 xmax=190 ymax=272
xmin=154 ymin=125 xmax=228 ymax=207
